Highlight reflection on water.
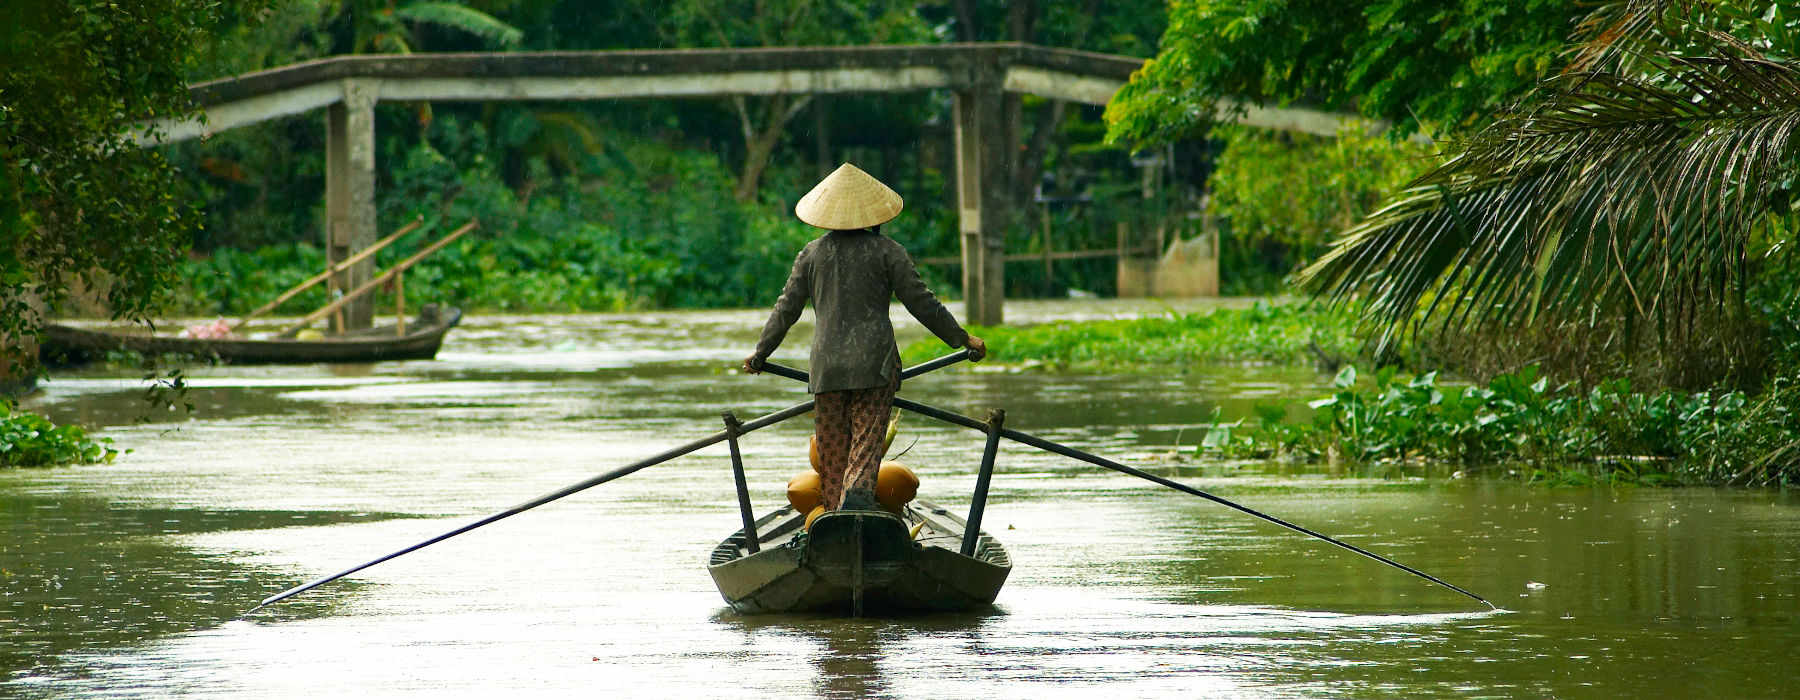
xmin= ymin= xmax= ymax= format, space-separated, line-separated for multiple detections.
xmin=0 ymin=493 xmax=403 ymax=678
xmin=4 ymin=304 xmax=1798 ymax=698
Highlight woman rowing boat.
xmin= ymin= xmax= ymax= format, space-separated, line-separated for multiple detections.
xmin=743 ymin=163 xmax=987 ymax=511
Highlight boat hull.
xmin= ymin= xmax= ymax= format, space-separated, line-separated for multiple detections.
xmin=40 ymin=306 xmax=462 ymax=366
xmin=708 ymin=501 xmax=1011 ymax=615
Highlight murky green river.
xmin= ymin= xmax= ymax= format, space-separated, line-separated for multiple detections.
xmin=4 ymin=300 xmax=1796 ymax=698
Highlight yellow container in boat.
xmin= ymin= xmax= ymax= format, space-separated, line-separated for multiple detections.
xmin=787 ymin=471 xmax=822 ymax=513
xmin=805 ymin=505 xmax=826 ymax=531
xmin=875 ymin=461 xmax=919 ymax=514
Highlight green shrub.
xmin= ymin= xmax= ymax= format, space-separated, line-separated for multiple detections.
xmin=901 ymin=300 xmax=1363 ymax=370
xmin=168 ymin=132 xmax=824 ymax=316
xmin=1207 ymin=123 xmax=1433 ymax=294
xmin=1207 ymin=366 xmax=1800 ymax=486
xmin=0 ymin=403 xmax=117 ymax=468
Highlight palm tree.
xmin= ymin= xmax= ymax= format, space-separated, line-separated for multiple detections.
xmin=1300 ymin=1 xmax=1800 ymax=384
xmin=330 ymin=0 xmax=523 ymax=54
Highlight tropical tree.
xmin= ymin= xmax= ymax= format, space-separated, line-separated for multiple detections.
xmin=321 ymin=0 xmax=523 ymax=54
xmin=1298 ymin=0 xmax=1800 ymax=386
xmin=1104 ymin=0 xmax=1586 ymax=144
xmin=1 ymin=0 xmax=266 ymax=379
xmin=639 ymin=0 xmax=933 ymax=202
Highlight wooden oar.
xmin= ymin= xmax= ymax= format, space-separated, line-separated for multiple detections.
xmin=900 ymin=349 xmax=972 ymax=379
xmin=248 ymin=398 xmax=816 ymax=613
xmin=892 ymin=396 xmax=1497 ymax=610
xmin=229 ymin=216 xmax=424 ymax=332
xmin=759 ymin=348 xmax=971 ymax=385
xmin=276 ymin=219 xmax=480 ymax=338
xmin=758 ymin=355 xmax=1494 ymax=610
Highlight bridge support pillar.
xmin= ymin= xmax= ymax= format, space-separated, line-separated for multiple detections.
xmin=952 ymin=86 xmax=1009 ymax=326
xmin=325 ymin=79 xmax=378 ymax=332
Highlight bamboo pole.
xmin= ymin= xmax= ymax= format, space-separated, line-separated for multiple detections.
xmin=278 ymin=219 xmax=479 ymax=338
xmin=230 ymin=217 xmax=423 ymax=332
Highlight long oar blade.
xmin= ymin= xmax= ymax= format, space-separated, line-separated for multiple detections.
xmin=892 ymin=397 xmax=1496 ymax=610
xmin=251 ymin=399 xmax=816 ymax=612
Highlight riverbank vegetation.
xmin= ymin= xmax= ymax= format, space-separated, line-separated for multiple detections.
xmin=1204 ymin=366 xmax=1800 ymax=487
xmin=13 ymin=1 xmax=1800 ymax=486
xmin=0 ymin=402 xmax=117 ymax=468
xmin=1102 ymin=0 xmax=1800 ymax=486
xmin=901 ymin=301 xmax=1364 ymax=370
xmin=169 ymin=139 xmax=836 ymax=315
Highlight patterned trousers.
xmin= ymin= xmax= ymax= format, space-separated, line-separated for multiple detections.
xmin=812 ymin=375 xmax=897 ymax=510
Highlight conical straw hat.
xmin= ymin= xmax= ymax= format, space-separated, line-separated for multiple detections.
xmin=794 ymin=163 xmax=904 ymax=230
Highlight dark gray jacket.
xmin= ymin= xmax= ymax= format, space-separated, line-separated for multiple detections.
xmin=754 ymin=230 xmax=969 ymax=393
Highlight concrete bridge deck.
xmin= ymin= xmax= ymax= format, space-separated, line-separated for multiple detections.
xmin=152 ymin=43 xmax=1356 ymax=327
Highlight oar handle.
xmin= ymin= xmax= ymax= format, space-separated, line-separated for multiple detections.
xmin=759 ymin=361 xmax=809 ymax=383
xmin=901 ymin=348 xmax=973 ymax=380
xmin=759 ymin=348 xmax=971 ymax=385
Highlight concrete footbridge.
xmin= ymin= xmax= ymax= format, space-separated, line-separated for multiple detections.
xmin=151 ymin=43 xmax=1356 ymax=326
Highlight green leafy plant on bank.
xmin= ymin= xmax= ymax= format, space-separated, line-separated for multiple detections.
xmin=0 ymin=403 xmax=117 ymax=468
xmin=1207 ymin=122 xmax=1434 ymax=295
xmin=1204 ymin=366 xmax=1800 ymax=486
xmin=901 ymin=301 xmax=1364 ymax=370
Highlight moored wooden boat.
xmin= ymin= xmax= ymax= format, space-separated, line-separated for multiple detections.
xmin=39 ymin=305 xmax=462 ymax=366
xmin=708 ymin=499 xmax=1012 ymax=615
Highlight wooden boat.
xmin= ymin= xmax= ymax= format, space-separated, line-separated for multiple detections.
xmin=707 ymin=499 xmax=1012 ymax=615
xmin=39 ymin=305 xmax=462 ymax=366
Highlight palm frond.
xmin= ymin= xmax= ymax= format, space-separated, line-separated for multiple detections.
xmin=1568 ymin=0 xmax=1687 ymax=73
xmin=1302 ymin=42 xmax=1800 ymax=342
xmin=394 ymin=1 xmax=524 ymax=48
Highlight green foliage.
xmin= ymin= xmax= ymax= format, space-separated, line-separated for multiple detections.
xmin=169 ymin=127 xmax=837 ymax=315
xmin=1105 ymin=0 xmax=1582 ymax=146
xmin=159 ymin=2 xmax=1178 ymax=304
xmin=1300 ymin=2 xmax=1800 ymax=387
xmin=392 ymin=2 xmax=524 ymax=49
xmin=1207 ymin=122 xmax=1434 ymax=293
xmin=653 ymin=0 xmax=930 ymax=47
xmin=0 ymin=402 xmax=116 ymax=468
xmin=900 ymin=300 xmax=1363 ymax=370
xmin=0 ymin=0 xmax=263 ymax=341
xmin=1207 ymin=365 xmax=1800 ymax=486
